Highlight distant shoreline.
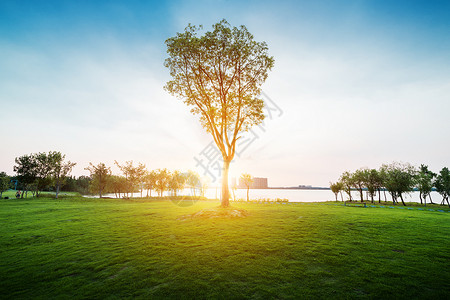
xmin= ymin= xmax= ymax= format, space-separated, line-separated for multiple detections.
xmin=236 ymin=187 xmax=331 ymax=190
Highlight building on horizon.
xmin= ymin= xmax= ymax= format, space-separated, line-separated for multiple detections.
xmin=238 ymin=177 xmax=268 ymax=189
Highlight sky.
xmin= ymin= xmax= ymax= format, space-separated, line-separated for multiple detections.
xmin=1 ymin=0 xmax=449 ymax=187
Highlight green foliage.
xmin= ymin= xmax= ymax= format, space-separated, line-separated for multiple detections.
xmin=434 ymin=167 xmax=450 ymax=206
xmin=62 ymin=176 xmax=91 ymax=195
xmin=0 ymin=197 xmax=448 ymax=298
xmin=85 ymin=162 xmax=111 ymax=198
xmin=363 ymin=168 xmax=382 ymax=203
xmin=416 ymin=164 xmax=436 ymax=205
xmin=164 ymin=19 xmax=274 ymax=207
xmin=0 ymin=172 xmax=10 ymax=198
xmin=329 ymin=181 xmax=343 ymax=201
xmin=14 ymin=153 xmax=38 ymax=195
xmin=144 ymin=170 xmax=157 ymax=197
xmin=155 ymin=168 xmax=171 ymax=197
xmin=380 ymin=162 xmax=417 ymax=206
xmin=351 ymin=168 xmax=366 ymax=202
xmin=339 ymin=171 xmax=354 ymax=201
xmin=115 ymin=160 xmax=147 ymax=197
xmin=13 ymin=151 xmax=75 ymax=198
xmin=106 ymin=175 xmax=128 ymax=198
xmin=49 ymin=152 xmax=76 ymax=199
xmin=168 ymin=171 xmax=187 ymax=196
xmin=240 ymin=173 xmax=253 ymax=201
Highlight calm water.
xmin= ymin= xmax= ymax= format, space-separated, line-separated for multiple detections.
xmin=102 ymin=188 xmax=443 ymax=204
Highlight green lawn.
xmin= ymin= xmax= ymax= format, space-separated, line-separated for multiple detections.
xmin=1 ymin=196 xmax=449 ymax=299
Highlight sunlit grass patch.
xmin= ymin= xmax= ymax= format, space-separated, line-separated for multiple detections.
xmin=0 ymin=197 xmax=449 ymax=298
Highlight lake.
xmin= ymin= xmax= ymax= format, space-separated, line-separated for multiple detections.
xmin=103 ymin=188 xmax=444 ymax=204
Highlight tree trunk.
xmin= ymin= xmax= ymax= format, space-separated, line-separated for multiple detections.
xmin=56 ymin=182 xmax=60 ymax=199
xmin=340 ymin=192 xmax=343 ymax=202
xmin=399 ymin=193 xmax=406 ymax=206
xmin=429 ymin=193 xmax=435 ymax=204
xmin=419 ymin=192 xmax=423 ymax=205
xmin=359 ymin=188 xmax=364 ymax=202
xmin=221 ymin=160 xmax=230 ymax=207
xmin=247 ymin=187 xmax=250 ymax=202
xmin=334 ymin=193 xmax=338 ymax=201
xmin=390 ymin=192 xmax=396 ymax=205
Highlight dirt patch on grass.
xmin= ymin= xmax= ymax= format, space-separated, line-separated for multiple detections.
xmin=177 ymin=206 xmax=249 ymax=220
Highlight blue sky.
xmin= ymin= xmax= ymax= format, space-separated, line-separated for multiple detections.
xmin=1 ymin=0 xmax=449 ymax=187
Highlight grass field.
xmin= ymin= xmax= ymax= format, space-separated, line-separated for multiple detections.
xmin=1 ymin=194 xmax=449 ymax=299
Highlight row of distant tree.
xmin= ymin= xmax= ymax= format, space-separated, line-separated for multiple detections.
xmin=0 ymin=151 xmax=265 ymax=201
xmin=1 ymin=151 xmax=208 ymax=199
xmin=1 ymin=151 xmax=77 ymax=199
xmin=330 ymin=162 xmax=450 ymax=207
xmin=85 ymin=161 xmax=205 ymax=198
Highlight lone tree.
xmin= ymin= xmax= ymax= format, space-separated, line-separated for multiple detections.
xmin=240 ymin=173 xmax=253 ymax=202
xmin=164 ymin=19 xmax=274 ymax=207
xmin=50 ymin=152 xmax=76 ymax=199
xmin=330 ymin=181 xmax=343 ymax=201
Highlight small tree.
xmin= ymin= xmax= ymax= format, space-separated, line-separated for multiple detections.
xmin=416 ymin=164 xmax=436 ymax=206
xmin=0 ymin=172 xmax=10 ymax=199
xmin=240 ymin=173 xmax=253 ymax=202
xmin=85 ymin=162 xmax=111 ymax=198
xmin=363 ymin=169 xmax=381 ymax=203
xmin=33 ymin=152 xmax=55 ymax=197
xmin=330 ymin=181 xmax=343 ymax=202
xmin=380 ymin=162 xmax=416 ymax=206
xmin=352 ymin=169 xmax=366 ymax=202
xmin=434 ymin=167 xmax=450 ymax=207
xmin=155 ymin=169 xmax=171 ymax=197
xmin=107 ymin=175 xmax=127 ymax=198
xmin=186 ymin=170 xmax=201 ymax=197
xmin=340 ymin=171 xmax=354 ymax=201
xmin=164 ymin=20 xmax=274 ymax=207
xmin=14 ymin=154 xmax=37 ymax=198
xmin=115 ymin=161 xmax=147 ymax=197
xmin=169 ymin=171 xmax=187 ymax=196
xmin=144 ymin=170 xmax=157 ymax=197
xmin=50 ymin=152 xmax=76 ymax=199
